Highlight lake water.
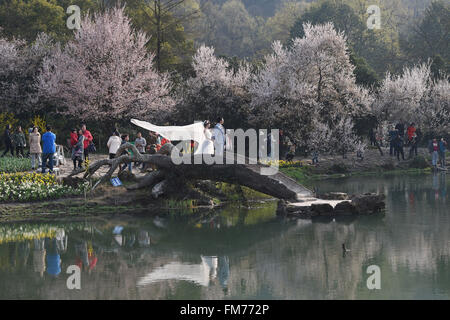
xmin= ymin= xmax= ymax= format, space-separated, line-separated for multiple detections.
xmin=0 ymin=172 xmax=448 ymax=300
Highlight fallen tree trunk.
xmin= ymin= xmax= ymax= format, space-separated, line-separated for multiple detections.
xmin=69 ymin=143 xmax=312 ymax=200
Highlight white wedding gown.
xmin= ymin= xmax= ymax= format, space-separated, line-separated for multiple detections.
xmin=200 ymin=129 xmax=214 ymax=154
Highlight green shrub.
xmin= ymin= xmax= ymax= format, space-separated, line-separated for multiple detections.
xmin=0 ymin=157 xmax=31 ymax=173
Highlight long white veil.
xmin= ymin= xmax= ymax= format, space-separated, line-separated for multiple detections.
xmin=131 ymin=119 xmax=209 ymax=155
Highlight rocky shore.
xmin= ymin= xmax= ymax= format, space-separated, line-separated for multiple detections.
xmin=277 ymin=192 xmax=386 ymax=219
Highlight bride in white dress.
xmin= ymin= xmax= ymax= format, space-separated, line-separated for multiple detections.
xmin=200 ymin=120 xmax=214 ymax=154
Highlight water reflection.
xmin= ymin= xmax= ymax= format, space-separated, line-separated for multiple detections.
xmin=137 ymin=255 xmax=230 ymax=291
xmin=0 ymin=173 xmax=448 ymax=299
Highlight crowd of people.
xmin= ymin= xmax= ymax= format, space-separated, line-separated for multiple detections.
xmin=1 ymin=124 xmax=57 ymax=173
xmin=1 ymin=123 xmax=94 ymax=174
xmin=103 ymin=117 xmax=227 ymax=173
xmin=1 ymin=124 xmax=27 ymax=158
xmin=1 ymin=117 xmax=446 ymax=174
xmin=388 ymin=121 xmax=422 ymax=161
xmin=387 ymin=121 xmax=447 ymax=169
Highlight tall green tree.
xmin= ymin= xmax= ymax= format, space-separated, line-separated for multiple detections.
xmin=119 ymin=0 xmax=196 ymax=73
xmin=401 ymin=0 xmax=449 ymax=64
xmin=0 ymin=0 xmax=65 ymax=41
xmin=289 ymin=0 xmax=403 ymax=76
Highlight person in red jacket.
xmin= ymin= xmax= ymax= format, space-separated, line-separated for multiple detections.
xmin=81 ymin=124 xmax=93 ymax=161
xmin=407 ymin=123 xmax=416 ymax=143
xmin=70 ymin=128 xmax=78 ymax=163
xmin=70 ymin=128 xmax=78 ymax=147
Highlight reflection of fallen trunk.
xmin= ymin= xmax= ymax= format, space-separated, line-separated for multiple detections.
xmin=137 ymin=256 xmax=219 ymax=287
xmin=278 ymin=193 xmax=386 ymax=219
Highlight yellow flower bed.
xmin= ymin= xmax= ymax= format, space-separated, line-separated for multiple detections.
xmin=261 ymin=160 xmax=307 ymax=168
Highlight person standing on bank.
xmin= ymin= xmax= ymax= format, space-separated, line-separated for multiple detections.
xmin=81 ymin=124 xmax=93 ymax=161
xmin=388 ymin=126 xmax=398 ymax=157
xmin=408 ymin=133 xmax=419 ymax=159
xmin=212 ymin=117 xmax=226 ymax=156
xmin=395 ymin=121 xmax=405 ymax=138
xmin=431 ymin=138 xmax=439 ymax=169
xmin=120 ymin=134 xmax=132 ymax=172
xmin=394 ymin=134 xmax=405 ymax=161
xmin=107 ymin=131 xmax=122 ymax=159
xmin=29 ymin=127 xmax=42 ymax=170
xmin=439 ymin=138 xmax=447 ymax=169
xmin=72 ymin=129 xmax=84 ymax=170
xmin=41 ymin=125 xmax=56 ymax=174
xmin=13 ymin=126 xmax=26 ymax=158
xmin=135 ymin=132 xmax=147 ymax=154
xmin=1 ymin=124 xmax=14 ymax=157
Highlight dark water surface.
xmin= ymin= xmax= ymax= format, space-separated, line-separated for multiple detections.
xmin=0 ymin=173 xmax=448 ymax=299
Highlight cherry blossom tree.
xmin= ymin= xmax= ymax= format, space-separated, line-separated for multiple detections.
xmin=421 ymin=79 xmax=450 ymax=134
xmin=309 ymin=117 xmax=361 ymax=158
xmin=249 ymin=22 xmax=370 ymax=150
xmin=373 ymin=62 xmax=449 ymax=135
xmin=37 ymin=6 xmax=174 ymax=123
xmin=0 ymin=33 xmax=55 ymax=115
xmin=174 ymin=45 xmax=252 ymax=127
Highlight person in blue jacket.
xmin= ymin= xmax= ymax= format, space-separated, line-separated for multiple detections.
xmin=388 ymin=126 xmax=399 ymax=156
xmin=41 ymin=125 xmax=56 ymax=174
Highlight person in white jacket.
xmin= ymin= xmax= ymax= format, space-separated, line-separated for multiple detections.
xmin=107 ymin=131 xmax=122 ymax=159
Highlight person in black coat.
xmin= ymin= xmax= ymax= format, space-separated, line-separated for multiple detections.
xmin=1 ymin=124 xmax=14 ymax=157
xmin=395 ymin=121 xmax=405 ymax=138
xmin=394 ymin=134 xmax=405 ymax=161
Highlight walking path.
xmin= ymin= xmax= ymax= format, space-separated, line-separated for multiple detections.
xmin=291 ymin=147 xmax=448 ymax=173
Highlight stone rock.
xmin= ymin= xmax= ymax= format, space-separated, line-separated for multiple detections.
xmin=334 ymin=201 xmax=356 ymax=215
xmin=350 ymin=193 xmax=385 ymax=215
xmin=287 ymin=206 xmax=313 ymax=219
xmin=152 ymin=181 xmax=166 ymax=199
xmin=318 ymin=192 xmax=349 ymax=200
xmin=311 ymin=203 xmax=334 ymax=216
xmin=61 ymin=176 xmax=85 ymax=188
